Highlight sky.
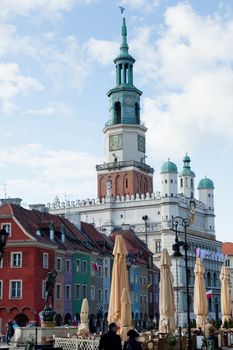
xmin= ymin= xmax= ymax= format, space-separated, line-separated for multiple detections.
xmin=0 ymin=0 xmax=233 ymax=242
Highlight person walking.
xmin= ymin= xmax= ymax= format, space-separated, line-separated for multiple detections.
xmin=123 ymin=329 xmax=142 ymax=350
xmin=99 ymin=322 xmax=122 ymax=350
xmin=5 ymin=320 xmax=14 ymax=344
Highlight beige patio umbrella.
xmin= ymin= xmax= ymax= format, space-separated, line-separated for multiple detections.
xmin=220 ymin=265 xmax=232 ymax=325
xmin=77 ymin=298 xmax=90 ymax=337
xmin=108 ymin=234 xmax=132 ymax=332
xmin=119 ymin=287 xmax=131 ymax=341
xmin=159 ymin=248 xmax=176 ymax=333
xmin=194 ymin=257 xmax=208 ymax=331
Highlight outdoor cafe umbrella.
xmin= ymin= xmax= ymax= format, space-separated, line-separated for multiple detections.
xmin=194 ymin=257 xmax=208 ymax=331
xmin=159 ymin=248 xmax=176 ymax=333
xmin=108 ymin=234 xmax=132 ymax=331
xmin=220 ymin=265 xmax=232 ymax=325
xmin=119 ymin=287 xmax=132 ymax=342
xmin=77 ymin=298 xmax=90 ymax=336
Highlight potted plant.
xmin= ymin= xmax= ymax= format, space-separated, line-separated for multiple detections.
xmin=201 ymin=336 xmax=207 ymax=350
xmin=166 ymin=333 xmax=178 ymax=350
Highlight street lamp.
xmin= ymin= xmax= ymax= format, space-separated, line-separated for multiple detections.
xmin=0 ymin=227 xmax=9 ymax=262
xmin=171 ymin=216 xmax=191 ymax=350
xmin=142 ymin=215 xmax=148 ymax=245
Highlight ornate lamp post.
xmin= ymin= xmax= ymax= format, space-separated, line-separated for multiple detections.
xmin=0 ymin=227 xmax=9 ymax=262
xmin=142 ymin=215 xmax=148 ymax=245
xmin=171 ymin=216 xmax=192 ymax=350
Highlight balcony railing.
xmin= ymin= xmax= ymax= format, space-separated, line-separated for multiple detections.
xmin=96 ymin=160 xmax=154 ymax=174
xmin=105 ymin=118 xmax=145 ymax=127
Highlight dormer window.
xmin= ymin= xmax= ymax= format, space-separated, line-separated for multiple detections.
xmin=36 ymin=230 xmax=41 ymax=236
xmin=50 ymin=229 xmax=54 ymax=240
xmin=61 ymin=233 xmax=65 ymax=243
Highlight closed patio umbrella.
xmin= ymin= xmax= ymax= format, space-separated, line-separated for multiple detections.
xmin=220 ymin=265 xmax=232 ymax=325
xmin=159 ymin=248 xmax=176 ymax=333
xmin=194 ymin=257 xmax=208 ymax=331
xmin=77 ymin=298 xmax=89 ymax=336
xmin=119 ymin=287 xmax=132 ymax=341
xmin=108 ymin=234 xmax=132 ymax=333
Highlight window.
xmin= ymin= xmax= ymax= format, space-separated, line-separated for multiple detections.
xmin=135 ymin=275 xmax=139 ymax=284
xmin=42 ymin=281 xmax=46 ymax=298
xmin=75 ymin=284 xmax=81 ymax=299
xmin=91 ymin=286 xmax=95 ymax=300
xmin=185 ymin=177 xmax=188 ymax=187
xmin=56 ymin=257 xmax=62 ymax=272
xmin=56 ymin=284 xmax=61 ymax=299
xmin=0 ymin=259 xmax=3 ymax=268
xmin=0 ymin=280 xmax=3 ymax=299
xmin=1 ymin=223 xmax=11 ymax=236
xmin=98 ymin=289 xmax=102 ymax=302
xmin=83 ymin=260 xmax=87 ymax=273
xmin=207 ymin=272 xmax=211 ymax=287
xmin=82 ymin=285 xmax=87 ymax=299
xmin=140 ymin=295 xmax=143 ymax=305
xmin=191 ymin=178 xmax=194 ymax=188
xmin=140 ymin=276 xmax=143 ymax=285
xmin=104 ymin=267 xmax=108 ymax=278
xmin=171 ymin=193 xmax=173 ymax=197
xmin=180 ymin=178 xmax=183 ymax=188
xmin=143 ymin=277 xmax=147 ymax=285
xmin=208 ymin=298 xmax=212 ymax=312
xmin=157 ymin=211 xmax=160 ymax=215
xmin=208 ymin=194 xmax=211 ymax=198
xmin=0 ymin=280 xmax=3 ymax=298
xmin=11 ymin=252 xmax=22 ymax=268
xmin=143 ymin=295 xmax=147 ymax=305
xmin=165 ymin=180 xmax=167 ymax=184
xmin=149 ymin=292 xmax=152 ymax=303
xmin=114 ymin=102 xmax=121 ymax=124
xmin=155 ymin=293 xmax=158 ymax=303
xmin=10 ymin=280 xmax=22 ymax=299
xmin=50 ymin=228 xmax=54 ymax=240
xmin=76 ymin=259 xmax=80 ymax=272
xmin=91 ymin=261 xmax=96 ymax=276
xmin=171 ymin=179 xmax=173 ymax=183
xmin=125 ymin=178 xmax=128 ymax=189
xmin=104 ymin=289 xmax=108 ymax=303
xmin=225 ymin=260 xmax=230 ymax=267
xmin=135 ymin=293 xmax=139 ymax=303
xmin=65 ymin=285 xmax=71 ymax=299
xmin=66 ymin=259 xmax=71 ymax=273
xmin=98 ymin=266 xmax=102 ymax=277
xmin=155 ymin=241 xmax=161 ymax=253
xmin=43 ymin=253 xmax=49 ymax=269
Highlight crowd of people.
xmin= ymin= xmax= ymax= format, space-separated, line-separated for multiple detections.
xmin=99 ymin=323 xmax=142 ymax=350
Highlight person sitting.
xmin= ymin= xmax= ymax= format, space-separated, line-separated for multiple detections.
xmin=123 ymin=329 xmax=142 ymax=350
xmin=99 ymin=322 xmax=122 ymax=350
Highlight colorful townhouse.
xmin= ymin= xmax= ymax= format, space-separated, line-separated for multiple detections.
xmin=0 ymin=201 xmax=159 ymax=332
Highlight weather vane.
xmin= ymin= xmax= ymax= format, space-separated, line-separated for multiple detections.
xmin=119 ymin=6 xmax=125 ymax=15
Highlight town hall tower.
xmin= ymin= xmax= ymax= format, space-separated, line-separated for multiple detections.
xmin=96 ymin=16 xmax=154 ymax=197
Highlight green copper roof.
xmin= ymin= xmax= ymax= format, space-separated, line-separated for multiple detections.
xmin=161 ymin=159 xmax=177 ymax=173
xmin=198 ymin=177 xmax=214 ymax=189
xmin=114 ymin=16 xmax=135 ymax=62
xmin=179 ymin=153 xmax=195 ymax=177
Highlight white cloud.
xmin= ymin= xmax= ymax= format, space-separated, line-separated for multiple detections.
xmin=0 ymin=0 xmax=96 ymax=19
xmin=119 ymin=0 xmax=160 ymax=13
xmin=86 ymin=38 xmax=118 ymax=65
xmin=0 ymin=144 xmax=100 ymax=203
xmin=127 ymin=3 xmax=233 ymax=160
xmin=0 ymin=63 xmax=43 ymax=112
xmin=22 ymin=103 xmax=73 ymax=116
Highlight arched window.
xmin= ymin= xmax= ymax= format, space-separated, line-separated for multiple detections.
xmin=213 ymin=272 xmax=217 ymax=287
xmin=191 ymin=178 xmax=193 ymax=188
xmin=207 ymin=272 xmax=211 ymax=287
xmin=135 ymin=103 xmax=140 ymax=124
xmin=126 ymin=178 xmax=128 ymax=189
xmin=187 ymin=269 xmax=192 ymax=285
xmin=114 ymin=102 xmax=121 ymax=124
xmin=180 ymin=178 xmax=183 ymax=188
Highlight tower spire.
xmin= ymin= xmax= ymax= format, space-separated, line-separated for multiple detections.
xmin=120 ymin=16 xmax=129 ymax=56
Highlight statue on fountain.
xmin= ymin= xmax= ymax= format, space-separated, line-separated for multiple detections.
xmin=41 ymin=270 xmax=57 ymax=327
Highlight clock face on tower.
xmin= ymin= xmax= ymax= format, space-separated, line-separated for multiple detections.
xmin=109 ymin=134 xmax=123 ymax=151
xmin=138 ymin=135 xmax=145 ymax=152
